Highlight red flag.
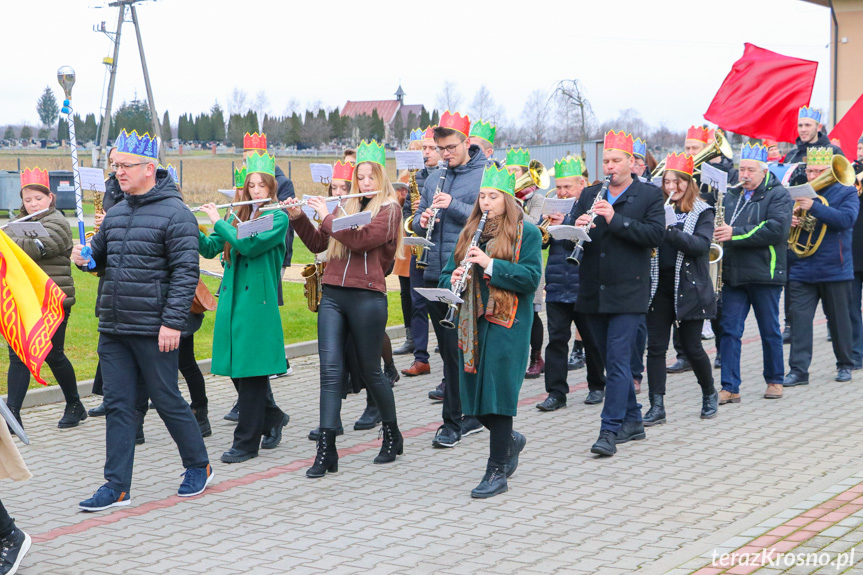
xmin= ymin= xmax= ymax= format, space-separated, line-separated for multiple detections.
xmin=829 ymin=92 xmax=863 ymax=159
xmin=704 ymin=43 xmax=818 ymax=143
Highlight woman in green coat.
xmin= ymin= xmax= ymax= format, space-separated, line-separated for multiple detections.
xmin=440 ymin=165 xmax=542 ymax=499
xmin=198 ymin=151 xmax=289 ymax=464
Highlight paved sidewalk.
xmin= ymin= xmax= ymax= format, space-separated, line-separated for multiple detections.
xmin=6 ymin=312 xmax=863 ymax=574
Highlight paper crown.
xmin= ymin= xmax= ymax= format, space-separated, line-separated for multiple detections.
xmin=246 ymin=151 xmax=276 ymax=176
xmin=506 ymin=147 xmax=530 ymax=168
xmin=423 ymin=125 xmax=436 ymax=140
xmin=604 ymin=130 xmax=634 ymax=155
xmin=707 ymin=129 xmax=716 ymax=143
xmin=806 ymin=146 xmax=833 ymax=167
xmin=234 ymin=165 xmax=247 ymax=188
xmin=685 ymin=125 xmax=709 ymax=143
xmin=244 ymin=132 xmax=267 ymax=151
xmin=157 ymin=164 xmax=179 ymax=184
xmin=333 ymin=160 xmax=355 ymax=181
xmin=633 ymin=138 xmax=647 ymax=159
xmin=665 ymin=153 xmax=694 ymax=176
xmin=439 ymin=111 xmax=470 ymax=137
xmin=357 ymin=139 xmax=386 ymax=166
xmin=763 ymin=139 xmax=778 ymax=148
xmin=409 ymin=128 xmax=424 ymax=142
xmin=114 ymin=129 xmax=159 ymax=160
xmin=554 ymin=156 xmax=584 ymax=179
xmin=741 ymin=143 xmax=768 ymax=163
xmin=799 ymin=106 xmax=822 ymax=123
xmin=480 ymin=164 xmax=515 ymax=196
xmin=470 ymin=120 xmax=496 ymax=145
xmin=20 ymin=167 xmax=49 ymax=191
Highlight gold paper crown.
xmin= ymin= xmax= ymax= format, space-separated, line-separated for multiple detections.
xmin=806 ymin=147 xmax=833 ymax=167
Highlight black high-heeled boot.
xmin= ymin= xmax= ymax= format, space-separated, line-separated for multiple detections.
xmin=354 ymin=394 xmax=381 ymax=431
xmin=373 ymin=421 xmax=403 ymax=464
xmin=306 ymin=428 xmax=339 ymax=478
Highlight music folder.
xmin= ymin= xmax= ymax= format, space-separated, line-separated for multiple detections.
xmin=547 ymin=225 xmax=591 ymax=242
xmin=403 ymin=237 xmax=434 ymax=248
xmin=414 ymin=288 xmax=463 ymax=305
xmin=332 ymin=211 xmax=372 ymax=232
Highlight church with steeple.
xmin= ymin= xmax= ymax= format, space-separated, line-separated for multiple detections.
xmin=340 ymin=84 xmax=425 ymax=143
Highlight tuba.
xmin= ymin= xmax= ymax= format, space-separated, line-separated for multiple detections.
xmin=787 ymin=154 xmax=856 ymax=258
xmin=301 ymin=260 xmax=326 ymax=312
xmin=515 ymin=159 xmax=550 ymax=193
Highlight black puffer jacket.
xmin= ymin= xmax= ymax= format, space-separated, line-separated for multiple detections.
xmin=784 ymin=132 xmax=845 ymax=186
xmin=88 ymin=172 xmax=199 ymax=336
xmin=103 ymin=173 xmax=125 ymax=212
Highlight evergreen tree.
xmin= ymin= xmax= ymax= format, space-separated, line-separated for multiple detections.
xmin=36 ymin=86 xmax=59 ymax=128
xmin=211 ymin=102 xmax=226 ymax=142
xmin=3 ymin=126 xmax=14 ymax=140
xmin=161 ymin=110 xmax=172 ymax=143
xmin=370 ymin=109 xmax=385 ymax=141
xmin=83 ymin=113 xmax=98 ymax=142
xmin=420 ymin=108 xmax=430 ymax=128
xmin=289 ymin=113 xmax=302 ymax=147
xmin=328 ymin=108 xmax=342 ymax=140
xmin=20 ymin=126 xmax=32 ymax=140
xmin=407 ymin=111 xmax=418 ymax=132
xmin=57 ymin=117 xmax=69 ymax=142
xmin=74 ymin=114 xmax=85 ymax=140
xmin=111 ymin=99 xmax=151 ymax=140
xmin=431 ymin=109 xmax=440 ymax=126
xmin=392 ymin=111 xmax=404 ymax=145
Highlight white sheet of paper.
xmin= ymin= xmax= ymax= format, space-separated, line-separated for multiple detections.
xmin=548 ymin=225 xmax=591 ymax=242
xmin=332 ymin=211 xmax=372 ymax=232
xmin=403 ymin=237 xmax=434 ymax=248
xmin=217 ymin=188 xmax=237 ymax=199
xmin=310 ymin=163 xmax=334 ymax=185
xmin=414 ymin=287 xmax=463 ymax=305
xmin=700 ymin=163 xmax=728 ymax=195
xmin=78 ymin=167 xmax=106 ymax=192
xmin=237 ymin=214 xmax=274 ymax=239
xmin=301 ymin=201 xmax=338 ymax=221
xmin=6 ymin=222 xmax=48 ymax=238
xmin=665 ymin=206 xmax=678 ymax=227
xmin=787 ymin=184 xmax=818 ymax=200
xmin=395 ymin=151 xmax=424 ymax=171
xmin=541 ymin=197 xmax=575 ymax=215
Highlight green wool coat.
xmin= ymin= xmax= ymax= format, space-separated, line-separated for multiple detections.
xmin=199 ymin=210 xmax=288 ymax=378
xmin=439 ymin=222 xmax=543 ymax=417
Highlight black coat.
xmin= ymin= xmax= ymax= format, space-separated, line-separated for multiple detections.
xmin=720 ymin=174 xmax=793 ymax=287
xmin=853 ymin=161 xmax=863 ymax=273
xmin=784 ymin=133 xmax=845 ymax=186
xmin=88 ymin=171 xmax=200 ymax=336
xmin=571 ymin=176 xmax=666 ymax=314
xmin=274 ymin=165 xmax=295 ymax=266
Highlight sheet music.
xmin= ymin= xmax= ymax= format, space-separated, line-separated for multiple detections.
xmin=700 ymin=163 xmax=727 ymax=195
xmin=403 ymin=237 xmax=434 ymax=248
xmin=78 ymin=167 xmax=106 ymax=193
xmin=309 ymin=163 xmax=333 ymax=185
xmin=787 ymin=184 xmax=818 ymax=200
xmin=5 ymin=222 xmax=48 ymax=238
xmin=395 ymin=151 xmax=424 ymax=171
xmin=217 ymin=188 xmax=237 ymax=199
xmin=547 ymin=225 xmax=591 ymax=242
xmin=237 ymin=214 xmax=274 ymax=239
xmin=332 ymin=211 xmax=372 ymax=232
xmin=665 ymin=206 xmax=677 ymax=227
xmin=414 ymin=287 xmax=463 ymax=305
xmin=541 ymin=197 xmax=575 ymax=215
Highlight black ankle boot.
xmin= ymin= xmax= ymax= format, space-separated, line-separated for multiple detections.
xmin=383 ymin=362 xmax=399 ymax=387
xmin=307 ymin=428 xmax=339 ymax=478
xmin=374 ymin=421 xmax=403 ymax=464
xmin=701 ymin=390 xmax=719 ymax=419
xmin=354 ymin=395 xmax=381 ymax=431
xmin=58 ymin=400 xmax=87 ymax=429
xmin=193 ymin=407 xmax=212 ymax=437
xmin=643 ymin=394 xmax=666 ymax=427
xmin=393 ymin=328 xmax=415 ymax=355
xmin=471 ymin=464 xmax=508 ymax=498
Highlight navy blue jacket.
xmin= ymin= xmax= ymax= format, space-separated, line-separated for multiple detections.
xmin=788 ymin=181 xmax=858 ymax=283
xmin=544 ymin=211 xmax=580 ymax=304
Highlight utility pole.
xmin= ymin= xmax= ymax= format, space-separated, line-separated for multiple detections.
xmin=95 ymin=7 xmax=124 ymax=169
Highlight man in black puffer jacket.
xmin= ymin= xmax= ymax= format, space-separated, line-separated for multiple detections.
xmin=783 ymin=107 xmax=844 ymax=186
xmin=73 ymin=138 xmax=212 ymax=511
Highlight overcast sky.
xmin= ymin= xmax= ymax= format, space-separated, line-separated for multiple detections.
xmin=0 ymin=0 xmax=832 ymax=132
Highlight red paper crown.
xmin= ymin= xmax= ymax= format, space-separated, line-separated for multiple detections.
xmin=603 ymin=130 xmax=634 ymax=155
xmin=686 ymin=125 xmax=709 ymax=143
xmin=439 ymin=111 xmax=470 ymax=137
xmin=665 ymin=153 xmax=694 ymax=176
xmin=763 ymin=139 xmax=778 ymax=148
xmin=243 ymin=132 xmax=267 ymax=151
xmin=423 ymin=125 xmax=436 ymax=140
xmin=20 ymin=167 xmax=49 ymax=190
xmin=332 ymin=160 xmax=355 ymax=182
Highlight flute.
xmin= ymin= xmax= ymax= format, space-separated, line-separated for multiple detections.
xmin=188 ymin=199 xmax=270 ymax=212
xmin=258 ymin=191 xmax=381 ymax=211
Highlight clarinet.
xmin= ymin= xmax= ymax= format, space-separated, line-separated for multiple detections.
xmin=416 ymin=161 xmax=449 ymax=269
xmin=567 ymin=176 xmax=612 ymax=265
xmin=440 ymin=210 xmax=490 ymax=329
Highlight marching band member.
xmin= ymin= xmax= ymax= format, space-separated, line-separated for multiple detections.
xmin=402 ymin=126 xmax=441 ymax=380
xmin=643 ymin=154 xmax=718 ymax=425
xmin=632 ymin=138 xmax=653 ymax=185
xmin=505 ymin=147 xmax=545 ymax=379
xmin=536 ymin=157 xmax=607 ymax=411
xmin=783 ymin=148 xmax=858 ymax=386
xmin=714 ymin=143 xmax=793 ymax=404
xmin=469 ymin=119 xmax=496 ymax=160
xmin=850 ymin=135 xmax=863 ymax=369
xmin=572 ymin=130 xmax=665 ymax=457
xmin=414 ymin=111 xmax=486 ymax=447
xmin=198 ymin=151 xmax=290 ymax=463
xmin=288 ymin=140 xmax=405 ymax=477
xmin=440 ymin=165 xmax=542 ymax=498
xmin=629 ymin=137 xmax=651 ymax=394
xmin=73 ymin=129 xmax=212 ymax=511
xmin=764 ymin=139 xmax=783 ymax=162
xmin=4 ymin=168 xmax=85 ymax=429
xmin=784 ymin=108 xmax=844 ymax=177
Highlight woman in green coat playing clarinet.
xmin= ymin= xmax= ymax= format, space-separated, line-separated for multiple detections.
xmin=440 ymin=165 xmax=542 ymax=498
xmin=198 ymin=151 xmax=290 ymax=464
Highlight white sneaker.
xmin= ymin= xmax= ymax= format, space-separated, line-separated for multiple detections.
xmin=269 ymin=366 xmax=293 ymax=380
xmin=701 ymin=321 xmax=715 ymax=340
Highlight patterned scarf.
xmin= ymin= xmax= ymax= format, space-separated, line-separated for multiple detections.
xmin=457 ymin=216 xmax=524 ymax=373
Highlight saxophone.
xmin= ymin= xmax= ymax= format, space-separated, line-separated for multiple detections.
xmin=709 ymin=185 xmax=725 ymax=297
xmin=402 ymin=168 xmax=422 ymax=256
xmin=85 ymin=190 xmax=104 ymax=240
xmin=301 ymin=260 xmax=326 ymax=312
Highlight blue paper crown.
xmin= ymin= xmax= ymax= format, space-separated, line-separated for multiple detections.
xmin=114 ymin=129 xmax=159 ymax=160
xmin=741 ymin=143 xmax=767 ymax=163
xmin=633 ymin=138 xmax=647 ymax=159
xmin=409 ymin=128 xmax=423 ymax=142
xmin=158 ymin=164 xmax=179 ymax=184
xmin=798 ymin=106 xmax=822 ymax=123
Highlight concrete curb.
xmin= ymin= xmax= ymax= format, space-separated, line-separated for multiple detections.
xmin=11 ymin=324 xmax=407 ymax=409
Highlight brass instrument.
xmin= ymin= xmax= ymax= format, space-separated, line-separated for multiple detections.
xmin=403 ymin=169 xmax=422 ymax=256
xmin=440 ymin=210 xmax=489 ymax=329
xmin=537 ymin=217 xmax=552 ymax=244
xmin=85 ymin=190 xmax=104 ymax=240
xmin=301 ymin=260 xmax=326 ymax=312
xmin=515 ymin=159 xmax=551 ymax=193
xmin=709 ymin=184 xmax=725 ymax=296
xmin=651 ymin=129 xmax=733 ymax=180
xmin=787 ymin=154 xmax=855 ymax=258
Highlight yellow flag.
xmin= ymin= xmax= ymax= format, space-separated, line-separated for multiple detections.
xmin=0 ymin=230 xmax=66 ymax=385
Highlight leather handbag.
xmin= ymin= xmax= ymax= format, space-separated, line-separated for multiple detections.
xmin=190 ymin=278 xmax=217 ymax=314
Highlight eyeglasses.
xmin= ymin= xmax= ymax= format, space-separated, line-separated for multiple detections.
xmin=435 ymin=142 xmax=463 ymax=154
xmin=111 ymin=162 xmax=147 ymax=171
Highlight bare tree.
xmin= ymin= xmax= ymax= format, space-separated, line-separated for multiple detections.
xmin=436 ymin=80 xmax=462 ymax=112
xmin=252 ymin=91 xmax=270 ymax=130
xmin=521 ymin=89 xmax=551 ymax=146
xmin=227 ymin=88 xmax=248 ymax=117
xmin=469 ymin=85 xmax=503 ymax=124
xmin=283 ymin=98 xmax=300 ymax=116
xmin=552 ymin=79 xmax=596 ymax=154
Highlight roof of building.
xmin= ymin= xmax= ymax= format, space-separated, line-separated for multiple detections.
xmin=341 ymin=101 xmax=426 ymax=125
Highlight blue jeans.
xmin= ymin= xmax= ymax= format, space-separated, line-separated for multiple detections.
xmin=719 ymin=283 xmax=784 ymax=393
xmin=630 ymin=315 xmax=647 ymax=382
xmin=850 ymin=273 xmax=863 ymax=367
xmin=586 ymin=313 xmax=643 ymax=434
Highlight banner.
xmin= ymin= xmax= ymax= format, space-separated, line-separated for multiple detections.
xmin=829 ymin=91 xmax=863 ymax=159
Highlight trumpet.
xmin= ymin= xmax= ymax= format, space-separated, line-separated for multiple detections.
xmin=567 ymin=176 xmax=611 ymax=265
xmin=258 ymin=191 xmax=381 ymax=212
xmin=417 ymin=161 xmax=448 ymax=269
xmin=440 ymin=210 xmax=489 ymax=329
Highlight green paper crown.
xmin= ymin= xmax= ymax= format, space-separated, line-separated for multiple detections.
xmin=481 ymin=165 xmax=515 ymax=196
xmin=554 ymin=156 xmax=584 ymax=179
xmin=806 ymin=146 xmax=833 ymax=167
xmin=234 ymin=165 xmax=247 ymax=188
xmin=470 ymin=120 xmax=496 ymax=145
xmin=246 ymin=151 xmax=276 ymax=177
xmin=506 ymin=147 xmax=530 ymax=168
xmin=357 ymin=139 xmax=386 ymax=167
